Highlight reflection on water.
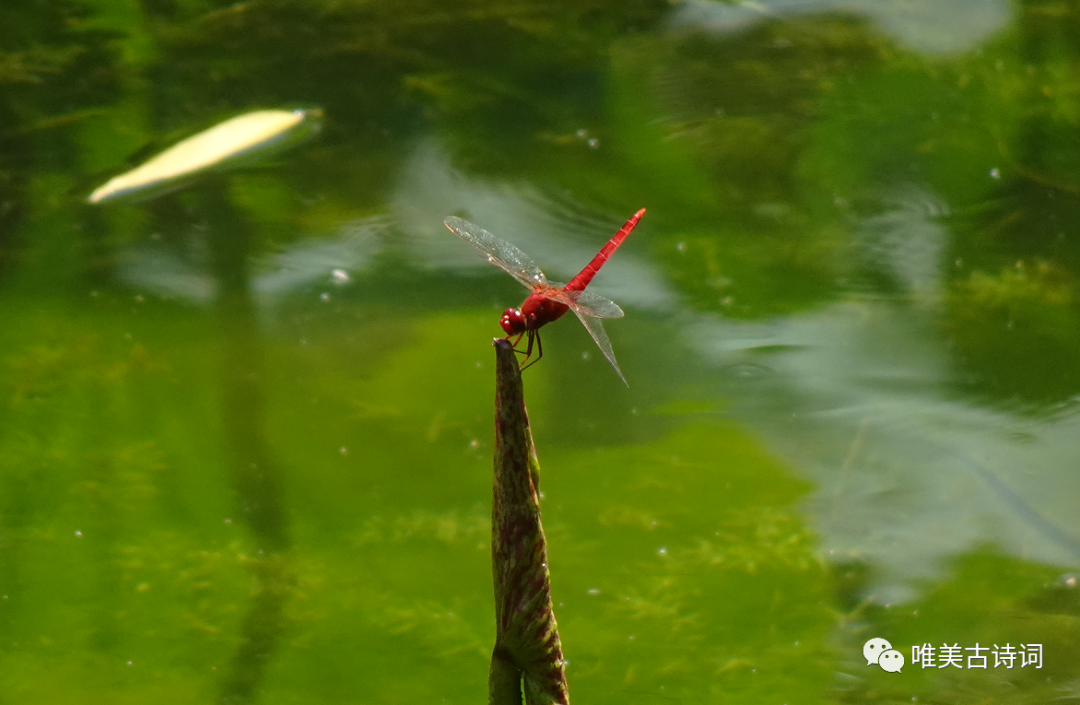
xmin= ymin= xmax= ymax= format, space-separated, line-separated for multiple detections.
xmin=701 ymin=299 xmax=1080 ymax=602
xmin=670 ymin=0 xmax=1010 ymax=55
xmin=691 ymin=185 xmax=1080 ymax=601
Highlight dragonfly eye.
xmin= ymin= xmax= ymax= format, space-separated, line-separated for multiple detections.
xmin=500 ymin=309 xmax=525 ymax=336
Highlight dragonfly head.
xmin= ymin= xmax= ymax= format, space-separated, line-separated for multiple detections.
xmin=500 ymin=308 xmax=526 ymax=336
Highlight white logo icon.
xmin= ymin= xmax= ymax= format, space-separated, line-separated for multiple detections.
xmin=864 ymin=638 xmax=904 ymax=673
xmin=863 ymin=637 xmax=892 ymax=665
xmin=879 ymin=649 xmax=904 ymax=672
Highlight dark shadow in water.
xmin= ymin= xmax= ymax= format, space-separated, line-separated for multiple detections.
xmin=202 ymin=180 xmax=292 ymax=704
xmin=219 ymin=554 xmax=292 ymax=705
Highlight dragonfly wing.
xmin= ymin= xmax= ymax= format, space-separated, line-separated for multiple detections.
xmin=569 ymin=306 xmax=629 ymax=387
xmin=444 ymin=216 xmax=547 ymax=290
xmin=552 ymin=289 xmax=624 ymax=319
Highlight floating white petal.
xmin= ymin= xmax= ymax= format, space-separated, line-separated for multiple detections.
xmin=88 ymin=108 xmax=321 ymax=204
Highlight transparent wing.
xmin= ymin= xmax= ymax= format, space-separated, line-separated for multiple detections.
xmin=568 ymin=306 xmax=629 ymax=387
xmin=444 ymin=216 xmax=548 ymax=290
xmin=551 ymin=289 xmax=624 ymax=319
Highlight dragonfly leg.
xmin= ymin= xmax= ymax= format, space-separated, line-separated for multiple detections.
xmin=519 ymin=330 xmax=543 ymax=372
xmin=505 ymin=332 xmax=529 ymax=358
xmin=518 ymin=330 xmax=536 ymax=367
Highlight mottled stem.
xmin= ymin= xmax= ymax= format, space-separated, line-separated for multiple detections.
xmin=490 ymin=339 xmax=569 ymax=705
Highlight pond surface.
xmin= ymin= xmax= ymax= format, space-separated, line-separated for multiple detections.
xmin=2 ymin=0 xmax=1079 ymax=702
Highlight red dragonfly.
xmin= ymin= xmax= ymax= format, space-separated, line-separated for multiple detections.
xmin=444 ymin=208 xmax=645 ymax=386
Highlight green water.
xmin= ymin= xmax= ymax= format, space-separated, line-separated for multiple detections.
xmin=2 ymin=0 xmax=1079 ymax=702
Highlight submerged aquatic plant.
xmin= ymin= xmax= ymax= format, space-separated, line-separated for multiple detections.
xmin=490 ymin=338 xmax=568 ymax=705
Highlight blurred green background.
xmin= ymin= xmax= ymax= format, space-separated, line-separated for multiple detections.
xmin=2 ymin=0 xmax=1079 ymax=702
